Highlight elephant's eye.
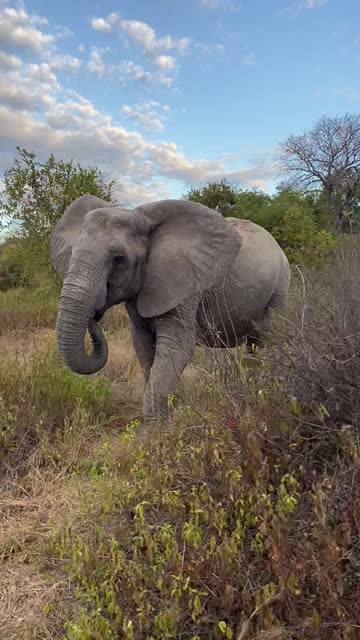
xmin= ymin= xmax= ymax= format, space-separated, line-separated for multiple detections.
xmin=113 ymin=254 xmax=125 ymax=266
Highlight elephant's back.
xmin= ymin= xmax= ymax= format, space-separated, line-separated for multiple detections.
xmin=226 ymin=217 xmax=288 ymax=274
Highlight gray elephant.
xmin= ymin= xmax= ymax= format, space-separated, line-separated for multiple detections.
xmin=50 ymin=195 xmax=290 ymax=421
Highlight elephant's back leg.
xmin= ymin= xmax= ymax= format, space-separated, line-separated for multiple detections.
xmin=245 ymin=277 xmax=289 ymax=353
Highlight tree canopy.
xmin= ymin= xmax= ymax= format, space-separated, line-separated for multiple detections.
xmin=183 ymin=179 xmax=335 ymax=265
xmin=0 ymin=147 xmax=118 ymax=282
xmin=184 ymin=179 xmax=239 ymax=216
xmin=278 ymin=113 xmax=360 ymax=230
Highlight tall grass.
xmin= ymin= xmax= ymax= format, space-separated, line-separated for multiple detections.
xmin=0 ymin=284 xmax=59 ymax=334
xmin=270 ymin=237 xmax=360 ymax=428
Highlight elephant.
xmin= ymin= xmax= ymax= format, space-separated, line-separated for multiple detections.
xmin=50 ymin=194 xmax=291 ymax=422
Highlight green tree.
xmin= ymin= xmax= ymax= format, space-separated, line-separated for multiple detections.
xmin=234 ymin=189 xmax=273 ymax=226
xmin=271 ymin=204 xmax=335 ymax=265
xmin=184 ymin=179 xmax=334 ymax=265
xmin=183 ymin=178 xmax=239 ymax=216
xmin=0 ymin=147 xmax=119 ymax=281
xmin=262 ymin=190 xmax=335 ymax=265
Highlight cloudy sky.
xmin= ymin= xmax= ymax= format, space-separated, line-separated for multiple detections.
xmin=0 ymin=0 xmax=359 ymax=205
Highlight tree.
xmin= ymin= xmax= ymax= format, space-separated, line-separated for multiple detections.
xmin=270 ymin=198 xmax=335 ymax=265
xmin=0 ymin=147 xmax=119 ymax=280
xmin=184 ymin=178 xmax=334 ymax=265
xmin=278 ymin=113 xmax=360 ymax=230
xmin=183 ymin=178 xmax=239 ymax=216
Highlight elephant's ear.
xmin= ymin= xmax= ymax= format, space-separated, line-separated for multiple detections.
xmin=50 ymin=194 xmax=111 ymax=279
xmin=136 ymin=200 xmax=242 ymax=318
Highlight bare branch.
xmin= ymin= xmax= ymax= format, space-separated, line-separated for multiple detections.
xmin=278 ymin=113 xmax=360 ymax=226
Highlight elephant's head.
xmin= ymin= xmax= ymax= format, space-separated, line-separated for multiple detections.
xmin=50 ymin=195 xmax=241 ymax=375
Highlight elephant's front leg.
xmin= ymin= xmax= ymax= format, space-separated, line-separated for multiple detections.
xmin=143 ymin=298 xmax=198 ymax=423
xmin=126 ymin=301 xmax=156 ymax=384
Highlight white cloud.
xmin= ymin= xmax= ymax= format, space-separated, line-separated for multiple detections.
xmin=0 ymin=51 xmax=22 ymax=69
xmin=91 ymin=16 xmax=113 ymax=32
xmin=44 ymin=96 xmax=99 ymax=130
xmin=0 ymin=15 xmax=275 ymax=205
xmin=91 ymin=13 xmax=190 ymax=60
xmin=28 ymin=62 xmax=58 ymax=85
xmin=304 ymin=0 xmax=327 ymax=7
xmin=279 ymin=0 xmax=328 ymax=16
xmin=88 ymin=47 xmax=107 ymax=77
xmin=241 ymin=52 xmax=256 ymax=65
xmin=119 ymin=181 xmax=172 ymax=207
xmin=0 ymin=75 xmax=55 ymax=111
xmin=47 ymin=53 xmax=83 ymax=73
xmin=121 ymin=19 xmax=190 ymax=56
xmin=87 ymin=56 xmax=173 ymax=88
xmin=0 ymin=83 xmax=276 ymax=203
xmin=121 ymin=102 xmax=171 ymax=133
xmin=66 ymin=97 xmax=99 ymax=119
xmin=118 ymin=60 xmax=153 ymax=84
xmin=0 ymin=58 xmax=58 ymax=113
xmin=154 ymin=54 xmax=176 ymax=71
xmin=199 ymin=0 xmax=241 ymax=11
xmin=90 ymin=12 xmax=190 ymax=86
xmin=0 ymin=5 xmax=54 ymax=52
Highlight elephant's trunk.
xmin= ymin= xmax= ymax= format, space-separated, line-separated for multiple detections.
xmin=56 ymin=265 xmax=108 ymax=375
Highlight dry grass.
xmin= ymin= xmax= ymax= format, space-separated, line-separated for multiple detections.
xmin=0 ymin=285 xmax=59 ymax=335
xmin=268 ymin=237 xmax=360 ymax=428
xmin=0 ymin=241 xmax=360 ymax=639
xmin=0 ymin=467 xmax=81 ymax=640
xmin=0 ymin=312 xmax=142 ymax=639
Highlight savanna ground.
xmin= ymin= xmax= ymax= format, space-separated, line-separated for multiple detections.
xmin=1 ymin=240 xmax=360 ymax=640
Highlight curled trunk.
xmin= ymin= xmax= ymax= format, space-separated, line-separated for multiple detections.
xmin=56 ymin=272 xmax=108 ymax=375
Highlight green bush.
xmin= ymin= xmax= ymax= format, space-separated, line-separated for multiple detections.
xmin=0 ymin=236 xmax=29 ymax=290
xmin=271 ymin=203 xmax=335 ymax=265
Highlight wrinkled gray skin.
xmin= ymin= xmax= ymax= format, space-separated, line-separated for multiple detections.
xmin=50 ymin=195 xmax=290 ymax=422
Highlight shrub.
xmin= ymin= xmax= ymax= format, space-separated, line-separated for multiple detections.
xmin=0 ymin=236 xmax=29 ymax=290
xmin=271 ymin=203 xmax=335 ymax=265
xmin=50 ymin=382 xmax=360 ymax=639
xmin=270 ymin=236 xmax=360 ymax=428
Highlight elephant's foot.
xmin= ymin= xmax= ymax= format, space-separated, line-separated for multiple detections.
xmin=142 ymin=384 xmax=170 ymax=427
xmin=246 ymin=326 xmax=264 ymax=354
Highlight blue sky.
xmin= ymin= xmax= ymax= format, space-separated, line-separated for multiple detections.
xmin=0 ymin=0 xmax=359 ymax=204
